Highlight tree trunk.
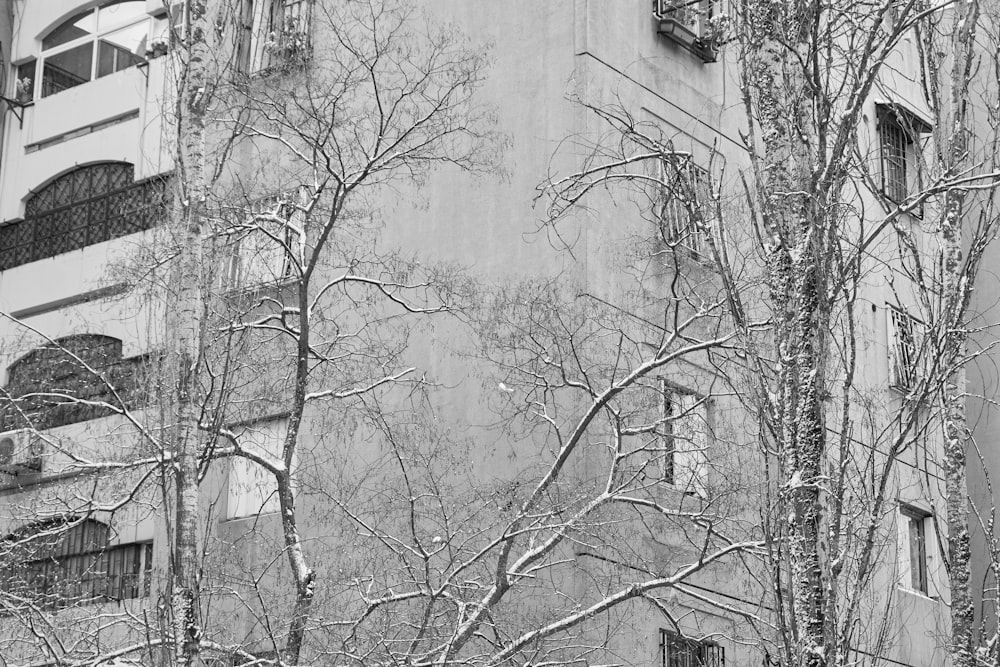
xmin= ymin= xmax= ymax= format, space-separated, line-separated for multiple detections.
xmin=167 ymin=1 xmax=212 ymax=664
xmin=938 ymin=2 xmax=979 ymax=665
xmin=742 ymin=2 xmax=832 ymax=665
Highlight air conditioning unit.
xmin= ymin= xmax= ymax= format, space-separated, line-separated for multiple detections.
xmin=0 ymin=429 xmax=44 ymax=474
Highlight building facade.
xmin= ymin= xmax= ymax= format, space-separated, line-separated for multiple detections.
xmin=0 ymin=1 xmax=980 ymax=665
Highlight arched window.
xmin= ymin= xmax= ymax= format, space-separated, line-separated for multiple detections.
xmin=25 ymin=162 xmax=134 ymax=216
xmin=1 ymin=334 xmax=147 ymax=432
xmin=2 ymin=517 xmax=153 ymax=609
xmin=0 ymin=162 xmax=168 ymax=270
xmin=35 ymin=1 xmax=150 ymax=99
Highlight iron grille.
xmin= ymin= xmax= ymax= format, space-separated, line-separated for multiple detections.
xmin=880 ymin=115 xmax=909 ymax=204
xmin=4 ymin=537 xmax=152 ymax=609
xmin=0 ymin=335 xmax=151 ymax=432
xmin=888 ymin=307 xmax=919 ymax=391
xmin=659 ymin=629 xmax=725 ymax=667
xmin=656 ymin=0 xmax=711 ymax=34
xmin=660 ymin=158 xmax=711 ymax=257
xmin=0 ymin=175 xmax=168 ymax=271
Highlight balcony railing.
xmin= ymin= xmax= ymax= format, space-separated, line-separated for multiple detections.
xmin=0 ymin=176 xmax=169 ymax=271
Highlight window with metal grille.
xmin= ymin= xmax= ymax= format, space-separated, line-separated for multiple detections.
xmin=659 ymin=158 xmax=711 ymax=257
xmin=878 ymin=105 xmax=928 ymax=210
xmin=2 ymin=518 xmax=153 ymax=610
xmin=880 ymin=115 xmax=908 ymax=203
xmin=659 ymin=629 xmax=725 ymax=667
xmin=887 ymin=306 xmax=920 ymax=391
xmin=1 ymin=334 xmax=149 ymax=432
xmin=236 ymin=0 xmax=312 ymax=74
xmin=657 ymin=0 xmax=712 ymax=33
xmin=0 ymin=163 xmax=169 ymax=271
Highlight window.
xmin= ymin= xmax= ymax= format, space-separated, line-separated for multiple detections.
xmin=659 ymin=382 xmax=709 ymax=497
xmin=0 ymin=163 xmax=169 ymax=271
xmin=2 ymin=518 xmax=152 ymax=610
xmin=899 ymin=505 xmax=930 ymax=594
xmin=654 ymin=0 xmax=720 ymax=62
xmin=236 ymin=0 xmax=312 ymax=73
xmin=878 ymin=105 xmax=928 ymax=208
xmin=220 ymin=194 xmax=301 ymax=290
xmin=887 ymin=306 xmax=921 ymax=391
xmin=659 ymin=157 xmax=712 ymax=258
xmin=227 ymin=418 xmax=287 ymax=520
xmin=36 ymin=1 xmax=150 ymax=99
xmin=659 ymin=629 xmax=725 ymax=667
xmin=1 ymin=334 xmax=149 ymax=433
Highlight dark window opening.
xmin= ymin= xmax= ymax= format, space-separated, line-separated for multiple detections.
xmin=902 ymin=506 xmax=930 ymax=594
xmin=2 ymin=518 xmax=152 ymax=610
xmin=1 ymin=334 xmax=150 ymax=432
xmin=659 ymin=629 xmax=725 ymax=667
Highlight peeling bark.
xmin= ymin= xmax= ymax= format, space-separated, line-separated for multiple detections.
xmin=167 ymin=1 xmax=213 ymax=664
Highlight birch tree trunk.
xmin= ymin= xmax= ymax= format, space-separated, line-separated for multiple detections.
xmin=167 ymin=1 xmax=213 ymax=664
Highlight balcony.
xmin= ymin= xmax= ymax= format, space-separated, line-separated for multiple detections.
xmin=654 ymin=0 xmax=720 ymax=63
xmin=0 ymin=176 xmax=168 ymax=271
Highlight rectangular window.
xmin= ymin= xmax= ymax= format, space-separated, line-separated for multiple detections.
xmin=659 ymin=629 xmax=725 ymax=667
xmin=38 ymin=3 xmax=149 ymax=99
xmin=659 ymin=157 xmax=712 ymax=258
xmin=657 ymin=0 xmax=713 ymax=35
xmin=887 ymin=306 xmax=921 ymax=391
xmin=659 ymin=382 xmax=709 ymax=497
xmin=878 ymin=106 xmax=927 ymax=209
xmin=6 ymin=541 xmax=152 ymax=609
xmin=900 ymin=505 xmax=930 ymax=594
xmin=238 ymin=0 xmax=312 ymax=73
xmin=221 ymin=194 xmax=301 ymax=290
xmin=227 ymin=418 xmax=287 ymax=519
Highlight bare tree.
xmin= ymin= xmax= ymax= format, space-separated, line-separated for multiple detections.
xmin=537 ymin=1 xmax=1000 ymax=666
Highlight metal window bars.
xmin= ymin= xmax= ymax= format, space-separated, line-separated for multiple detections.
xmin=888 ymin=306 xmax=920 ymax=391
xmin=659 ymin=157 xmax=711 ymax=258
xmin=655 ymin=0 xmax=712 ymax=34
xmin=880 ymin=115 xmax=909 ymax=204
xmin=659 ymin=629 xmax=725 ymax=667
xmin=0 ymin=173 xmax=168 ymax=271
xmin=2 ymin=520 xmax=152 ymax=610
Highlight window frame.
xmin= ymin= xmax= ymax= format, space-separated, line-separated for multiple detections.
xmin=226 ymin=417 xmax=289 ymax=520
xmin=2 ymin=518 xmax=153 ymax=609
xmin=218 ymin=192 xmax=302 ymax=291
xmin=236 ymin=0 xmax=313 ymax=75
xmin=886 ymin=305 xmax=922 ymax=392
xmin=899 ymin=505 xmax=931 ymax=595
xmin=658 ymin=155 xmax=712 ymax=260
xmin=877 ymin=104 xmax=928 ymax=213
xmin=658 ymin=381 xmax=710 ymax=498
xmin=34 ymin=1 xmax=152 ymax=100
xmin=658 ymin=628 xmax=725 ymax=667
